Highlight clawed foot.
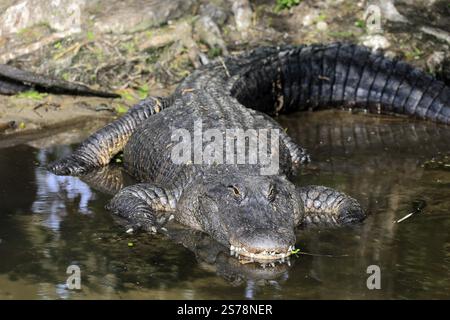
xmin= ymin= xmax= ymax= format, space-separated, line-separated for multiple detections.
xmin=300 ymin=185 xmax=366 ymax=227
xmin=47 ymin=156 xmax=91 ymax=176
xmin=335 ymin=198 xmax=365 ymax=225
xmin=106 ymin=197 xmax=160 ymax=234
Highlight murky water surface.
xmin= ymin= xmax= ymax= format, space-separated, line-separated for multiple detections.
xmin=1 ymin=110 xmax=449 ymax=299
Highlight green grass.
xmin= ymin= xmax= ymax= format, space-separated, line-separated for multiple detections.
xmin=116 ymin=89 xmax=136 ymax=102
xmin=208 ymin=46 xmax=222 ymax=59
xmin=275 ymin=0 xmax=301 ymax=12
xmin=354 ymin=19 xmax=366 ymax=29
xmin=86 ymin=31 xmax=95 ymax=41
xmin=328 ymin=30 xmax=355 ymax=39
xmin=53 ymin=41 xmax=62 ymax=49
xmin=15 ymin=90 xmax=48 ymax=100
xmin=115 ymin=104 xmax=129 ymax=114
xmin=316 ymin=13 xmax=327 ymax=22
xmin=137 ymin=84 xmax=150 ymax=99
xmin=404 ymin=47 xmax=424 ymax=60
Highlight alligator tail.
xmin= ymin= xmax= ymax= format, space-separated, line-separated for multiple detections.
xmin=230 ymin=43 xmax=450 ymax=124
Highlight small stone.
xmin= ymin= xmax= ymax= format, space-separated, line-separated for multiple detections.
xmin=199 ymin=3 xmax=228 ymax=26
xmin=361 ymin=34 xmax=390 ymax=51
xmin=426 ymin=51 xmax=445 ymax=74
xmin=232 ymin=0 xmax=253 ymax=36
xmin=194 ymin=16 xmax=228 ymax=55
xmin=316 ymin=21 xmax=328 ymax=31
xmin=302 ymin=14 xmax=317 ymax=27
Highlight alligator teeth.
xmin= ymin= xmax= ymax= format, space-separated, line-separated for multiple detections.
xmin=270 ymin=263 xmax=275 ymax=268
xmin=230 ymin=245 xmax=235 ymax=251
xmin=126 ymin=228 xmax=134 ymax=234
xmin=151 ymin=226 xmax=157 ymax=233
xmin=168 ymin=215 xmax=174 ymax=221
xmin=287 ymin=260 xmax=291 ymax=267
xmin=281 ymin=253 xmax=286 ymax=258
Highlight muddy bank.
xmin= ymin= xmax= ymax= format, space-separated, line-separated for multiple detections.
xmin=0 ymin=0 xmax=449 ymax=138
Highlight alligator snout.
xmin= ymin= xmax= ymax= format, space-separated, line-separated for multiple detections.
xmin=230 ymin=227 xmax=295 ymax=261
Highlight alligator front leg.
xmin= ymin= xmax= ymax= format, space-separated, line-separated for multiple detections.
xmin=297 ymin=185 xmax=365 ymax=226
xmin=48 ymin=96 xmax=170 ymax=175
xmin=106 ymin=183 xmax=178 ymax=233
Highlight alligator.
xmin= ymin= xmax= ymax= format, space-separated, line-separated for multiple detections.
xmin=48 ymin=43 xmax=450 ymax=262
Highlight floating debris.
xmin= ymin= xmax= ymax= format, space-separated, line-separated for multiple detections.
xmin=396 ymin=199 xmax=427 ymax=224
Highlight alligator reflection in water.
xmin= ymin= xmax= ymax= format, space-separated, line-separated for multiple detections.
xmin=32 ymin=149 xmax=95 ymax=229
xmin=0 ymin=111 xmax=449 ymax=299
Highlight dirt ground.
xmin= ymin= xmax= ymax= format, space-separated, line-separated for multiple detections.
xmin=0 ymin=0 xmax=449 ymax=139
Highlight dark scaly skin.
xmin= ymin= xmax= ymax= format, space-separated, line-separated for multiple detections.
xmin=49 ymin=96 xmax=172 ymax=175
xmin=48 ymin=43 xmax=450 ymax=261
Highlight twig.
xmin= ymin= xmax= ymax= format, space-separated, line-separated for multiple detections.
xmin=219 ymin=57 xmax=231 ymax=78
xmin=296 ymin=251 xmax=350 ymax=258
xmin=33 ymin=102 xmax=60 ymax=118
xmin=53 ymin=41 xmax=86 ymax=60
xmin=396 ymin=212 xmax=414 ymax=223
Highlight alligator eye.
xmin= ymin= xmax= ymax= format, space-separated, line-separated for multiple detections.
xmin=268 ymin=185 xmax=277 ymax=202
xmin=228 ymin=185 xmax=241 ymax=198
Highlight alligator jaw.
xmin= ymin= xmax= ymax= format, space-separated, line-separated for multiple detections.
xmin=229 ymin=243 xmax=295 ymax=262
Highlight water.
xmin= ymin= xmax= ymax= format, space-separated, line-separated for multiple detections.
xmin=0 ymin=110 xmax=449 ymax=299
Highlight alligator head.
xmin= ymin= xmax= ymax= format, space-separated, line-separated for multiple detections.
xmin=177 ymin=173 xmax=302 ymax=261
